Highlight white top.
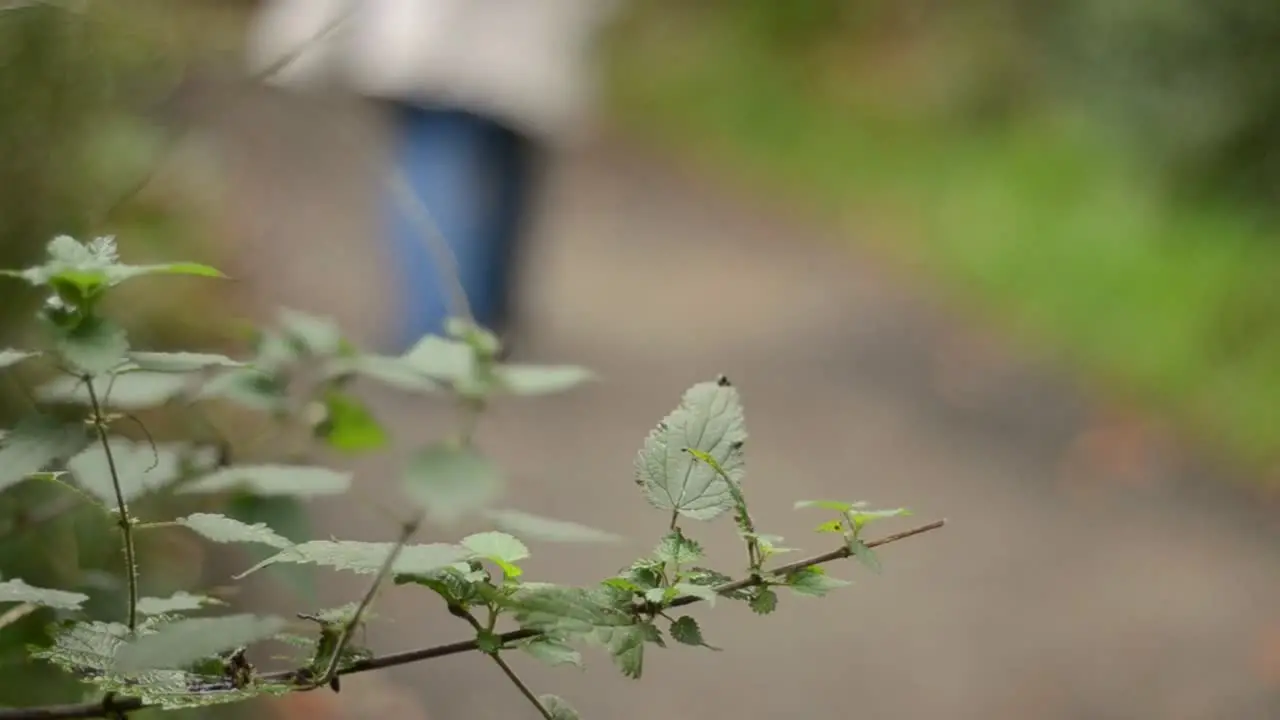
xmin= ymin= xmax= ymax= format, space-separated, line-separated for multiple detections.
xmin=246 ymin=0 xmax=620 ymax=144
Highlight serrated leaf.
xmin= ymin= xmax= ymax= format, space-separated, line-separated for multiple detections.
xmin=113 ymin=614 xmax=285 ymax=672
xmin=494 ymin=365 xmax=595 ymax=396
xmin=404 ymin=443 xmax=503 ymax=525
xmin=669 ymin=615 xmax=704 ymax=646
xmin=612 ymin=621 xmax=660 ymax=679
xmin=56 ymin=316 xmax=130 ymax=375
xmin=634 ymin=377 xmax=746 ymax=521
xmin=654 ymin=531 xmax=703 ymax=565
xmin=315 ymin=390 xmax=388 ymax=453
xmin=519 ymin=637 xmax=582 ymax=668
xmin=461 ymin=531 xmax=529 ymax=565
xmin=540 ymin=694 xmax=581 ymax=720
xmin=137 ymin=592 xmax=224 ymax=616
xmin=749 ymin=588 xmax=778 ymax=615
xmin=785 ymin=566 xmax=852 ymax=597
xmin=236 ymin=540 xmax=469 ymax=578
xmin=0 ymin=349 xmax=40 ymax=369
xmin=67 ymin=438 xmax=186 ymax=505
xmin=38 ymin=371 xmax=190 ymax=409
xmin=176 ymin=513 xmax=291 ymax=548
xmin=0 ymin=415 xmax=90 ymax=492
xmin=851 ymin=540 xmax=883 ymax=573
xmin=125 ymin=351 xmax=243 ymax=373
xmin=512 ymin=586 xmax=635 ymax=638
xmin=794 ymin=499 xmax=868 ymax=512
xmin=483 ymin=509 xmax=621 ymax=544
xmin=178 ymin=465 xmax=351 ymax=498
xmin=0 ymin=578 xmax=87 ymax=610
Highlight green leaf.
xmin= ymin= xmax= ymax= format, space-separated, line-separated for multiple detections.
xmin=748 ymin=588 xmax=778 ymax=615
xmin=38 ymin=372 xmax=189 ymax=409
xmin=669 ymin=615 xmax=705 ymax=646
xmin=67 ymin=438 xmax=187 ymax=505
xmin=0 ymin=349 xmax=40 ymax=369
xmin=483 ymin=509 xmax=621 ymax=544
xmin=461 ymin=531 xmax=530 ymax=565
xmin=654 ymin=531 xmax=703 ymax=565
xmin=634 ymin=376 xmax=746 ymax=521
xmin=0 ymin=415 xmax=90 ymax=492
xmin=105 ymin=261 xmax=225 ymax=284
xmin=494 ymin=365 xmax=595 ymax=396
xmin=518 ymin=637 xmax=582 ymax=668
xmin=314 ymin=390 xmax=388 ymax=453
xmin=404 ymin=442 xmax=503 ymax=525
xmin=125 ymin=351 xmax=243 ymax=373
xmin=176 ymin=513 xmax=292 ymax=548
xmin=849 ymin=507 xmax=912 ymax=529
xmin=113 ymin=614 xmax=285 ymax=672
xmin=56 ymin=316 xmax=130 ymax=375
xmin=236 ymin=540 xmax=469 ymax=578
xmin=611 ymin=621 xmax=660 ymax=679
xmin=178 ymin=465 xmax=351 ymax=498
xmin=814 ymin=519 xmax=845 ymax=534
xmin=539 ymin=694 xmax=581 ymax=720
xmin=137 ymin=592 xmax=224 ymax=616
xmin=794 ymin=499 xmax=867 ymax=512
xmin=0 ymin=578 xmax=88 ymax=610
xmin=198 ymin=367 xmax=288 ymax=413
xmin=512 ymin=586 xmax=635 ymax=638
xmin=784 ymin=566 xmax=852 ymax=597
xmin=851 ymin=540 xmax=883 ymax=573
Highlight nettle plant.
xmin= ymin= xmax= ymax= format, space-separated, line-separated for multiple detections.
xmin=0 ymin=235 xmax=944 ymax=719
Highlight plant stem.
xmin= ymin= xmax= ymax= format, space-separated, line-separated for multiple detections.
xmin=490 ymin=652 xmax=555 ymax=720
xmin=309 ymin=513 xmax=422 ymax=689
xmin=85 ymin=375 xmax=138 ymax=633
xmin=0 ymin=519 xmax=945 ymax=720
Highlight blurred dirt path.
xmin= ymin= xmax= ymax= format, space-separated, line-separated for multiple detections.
xmin=196 ymin=86 xmax=1280 ymax=719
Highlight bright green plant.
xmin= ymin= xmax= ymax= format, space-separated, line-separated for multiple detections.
xmin=0 ymin=235 xmax=944 ymax=719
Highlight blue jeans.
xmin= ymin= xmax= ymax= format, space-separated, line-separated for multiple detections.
xmin=385 ymin=104 xmax=536 ymax=351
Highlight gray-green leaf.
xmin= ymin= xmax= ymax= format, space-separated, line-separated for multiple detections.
xmin=38 ymin=372 xmax=190 ymax=409
xmin=113 ymin=614 xmax=285 ymax=672
xmin=67 ymin=438 xmax=186 ymax=505
xmin=749 ymin=588 xmax=778 ymax=615
xmin=235 ymin=540 xmax=469 ymax=578
xmin=785 ymin=566 xmax=852 ymax=597
xmin=539 ymin=694 xmax=581 ymax=720
xmin=519 ymin=637 xmax=582 ymax=668
xmin=137 ymin=592 xmax=224 ymax=616
xmin=460 ymin=531 xmax=529 ymax=564
xmin=0 ymin=578 xmax=88 ymax=610
xmin=494 ymin=365 xmax=595 ymax=396
xmin=0 ymin=349 xmax=40 ymax=369
xmin=175 ymin=513 xmax=291 ymax=549
xmin=56 ymin=317 xmax=130 ymax=375
xmin=178 ymin=465 xmax=351 ymax=498
xmin=483 ymin=509 xmax=621 ymax=544
xmin=404 ymin=443 xmax=503 ymax=525
xmin=634 ymin=377 xmax=746 ymax=521
xmin=0 ymin=415 xmax=90 ymax=493
xmin=669 ymin=615 xmax=704 ymax=646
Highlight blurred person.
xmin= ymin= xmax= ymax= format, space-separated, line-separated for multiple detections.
xmin=246 ymin=0 xmax=620 ymax=350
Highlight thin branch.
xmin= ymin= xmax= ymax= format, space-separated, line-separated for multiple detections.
xmin=490 ymin=652 xmax=555 ymax=720
xmin=84 ymin=375 xmax=138 ymax=633
xmin=0 ymin=520 xmax=944 ymax=719
xmin=305 ymin=512 xmax=423 ymax=690
xmin=387 ymin=169 xmax=475 ymax=325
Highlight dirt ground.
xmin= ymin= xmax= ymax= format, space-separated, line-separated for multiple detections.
xmin=193 ymin=84 xmax=1280 ymax=719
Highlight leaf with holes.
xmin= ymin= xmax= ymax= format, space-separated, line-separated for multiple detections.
xmin=113 ymin=614 xmax=286 ymax=672
xmin=0 ymin=578 xmax=88 ymax=610
xmin=179 ymin=465 xmax=351 ymax=498
xmin=175 ymin=513 xmax=291 ymax=549
xmin=634 ymin=376 xmax=746 ymax=521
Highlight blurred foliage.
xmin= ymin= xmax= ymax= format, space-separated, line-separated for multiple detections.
xmin=0 ymin=2 xmax=264 ymax=716
xmin=603 ymin=1 xmax=1280 ymax=482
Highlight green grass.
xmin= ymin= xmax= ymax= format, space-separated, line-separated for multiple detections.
xmin=603 ymin=11 xmax=1280 ymax=479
